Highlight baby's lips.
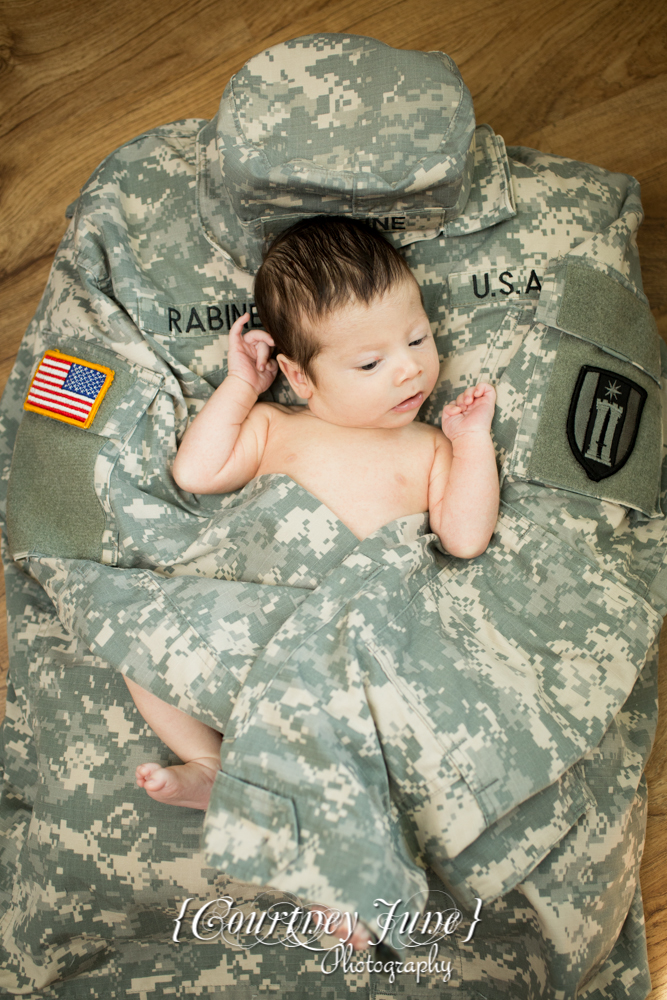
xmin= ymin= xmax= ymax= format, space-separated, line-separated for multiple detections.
xmin=391 ymin=390 xmax=424 ymax=412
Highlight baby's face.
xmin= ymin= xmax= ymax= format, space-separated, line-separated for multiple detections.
xmin=289 ymin=278 xmax=439 ymax=429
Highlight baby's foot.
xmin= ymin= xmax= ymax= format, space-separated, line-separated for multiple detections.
xmin=309 ymin=905 xmax=373 ymax=952
xmin=136 ymin=757 xmax=219 ymax=810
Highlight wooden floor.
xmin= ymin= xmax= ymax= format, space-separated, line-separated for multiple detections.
xmin=1 ymin=0 xmax=666 ymax=992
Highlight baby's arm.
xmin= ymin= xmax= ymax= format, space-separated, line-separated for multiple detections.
xmin=172 ymin=313 xmax=277 ymax=494
xmin=124 ymin=675 xmax=222 ymax=810
xmin=428 ymin=383 xmax=499 ymax=558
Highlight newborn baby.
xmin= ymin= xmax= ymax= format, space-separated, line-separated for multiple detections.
xmin=125 ymin=216 xmax=498 ymax=813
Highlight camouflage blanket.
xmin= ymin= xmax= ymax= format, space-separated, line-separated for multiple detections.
xmin=22 ymin=468 xmax=665 ymax=936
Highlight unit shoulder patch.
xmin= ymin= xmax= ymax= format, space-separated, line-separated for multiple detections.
xmin=567 ymin=366 xmax=647 ymax=482
xmin=24 ymin=350 xmax=115 ymax=429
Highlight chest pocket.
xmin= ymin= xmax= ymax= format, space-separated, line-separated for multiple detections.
xmin=6 ymin=338 xmax=162 ymax=564
xmin=497 ymin=262 xmax=663 ymax=517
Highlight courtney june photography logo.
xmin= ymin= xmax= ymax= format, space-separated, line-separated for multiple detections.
xmin=172 ymin=891 xmax=483 ymax=984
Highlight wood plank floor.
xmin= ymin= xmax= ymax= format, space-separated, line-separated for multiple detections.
xmin=1 ymin=0 xmax=666 ymax=992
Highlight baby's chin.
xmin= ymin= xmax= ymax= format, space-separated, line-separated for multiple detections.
xmin=371 ymin=408 xmax=424 ymax=430
xmin=367 ymin=403 xmax=427 ymax=429
xmin=306 ymin=398 xmax=426 ymax=429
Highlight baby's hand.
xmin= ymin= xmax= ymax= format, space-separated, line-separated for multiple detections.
xmin=442 ymin=383 xmax=496 ymax=442
xmin=227 ymin=312 xmax=278 ymax=396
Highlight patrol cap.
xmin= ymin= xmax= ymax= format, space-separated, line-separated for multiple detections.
xmin=215 ymin=34 xmax=476 ymax=262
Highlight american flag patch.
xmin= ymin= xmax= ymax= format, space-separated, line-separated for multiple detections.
xmin=24 ymin=350 xmax=114 ymax=428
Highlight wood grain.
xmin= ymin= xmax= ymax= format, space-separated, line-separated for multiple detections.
xmin=644 ymin=622 xmax=667 ymax=992
xmin=1 ymin=0 xmax=666 ymax=992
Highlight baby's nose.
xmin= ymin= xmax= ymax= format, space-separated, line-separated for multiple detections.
xmin=397 ymin=355 xmax=422 ymax=380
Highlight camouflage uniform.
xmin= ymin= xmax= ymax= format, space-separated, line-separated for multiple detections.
xmin=0 ymin=34 xmax=663 ymax=999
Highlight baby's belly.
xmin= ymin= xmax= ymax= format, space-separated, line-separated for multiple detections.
xmin=264 ymin=467 xmax=429 ymax=541
xmin=257 ymin=416 xmax=435 ymax=540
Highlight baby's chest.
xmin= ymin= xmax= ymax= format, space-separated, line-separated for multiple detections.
xmin=262 ymin=421 xmax=434 ymax=509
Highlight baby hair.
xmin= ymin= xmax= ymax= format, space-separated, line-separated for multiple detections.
xmin=254 ymin=216 xmax=414 ymax=383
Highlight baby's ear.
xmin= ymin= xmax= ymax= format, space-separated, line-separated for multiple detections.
xmin=276 ymin=354 xmax=313 ymax=399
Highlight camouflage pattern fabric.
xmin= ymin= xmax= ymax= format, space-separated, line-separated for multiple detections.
xmin=0 ymin=33 xmax=663 ymax=998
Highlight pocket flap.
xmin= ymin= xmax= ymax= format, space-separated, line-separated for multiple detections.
xmin=535 ymin=262 xmax=660 ymax=383
xmin=436 ymin=763 xmax=596 ymax=905
xmin=204 ymin=772 xmax=299 ymax=884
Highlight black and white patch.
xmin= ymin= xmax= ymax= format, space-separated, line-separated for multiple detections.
xmin=567 ymin=366 xmax=647 ymax=482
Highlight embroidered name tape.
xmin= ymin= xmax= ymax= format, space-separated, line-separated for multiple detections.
xmin=24 ymin=350 xmax=114 ymax=428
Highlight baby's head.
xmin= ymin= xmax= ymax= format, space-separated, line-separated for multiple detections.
xmin=254 ymin=216 xmax=439 ymax=428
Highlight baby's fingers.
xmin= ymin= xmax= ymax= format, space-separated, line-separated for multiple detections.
xmin=229 ymin=313 xmax=250 ymax=341
xmin=455 ymin=389 xmax=474 ymax=408
xmin=254 ymin=341 xmax=271 ymax=372
xmin=473 ymin=382 xmax=493 ymax=397
xmin=244 ymin=331 xmax=275 ymax=370
xmin=243 ymin=328 xmax=275 ymax=347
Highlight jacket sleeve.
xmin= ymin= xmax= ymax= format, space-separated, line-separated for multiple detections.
xmin=0 ymin=211 xmax=244 ymax=728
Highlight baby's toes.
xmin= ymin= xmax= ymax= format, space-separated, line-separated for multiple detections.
xmin=349 ymin=926 xmax=373 ymax=951
xmin=136 ymin=762 xmax=166 ymax=790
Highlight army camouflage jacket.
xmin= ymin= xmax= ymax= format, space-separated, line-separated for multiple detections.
xmin=0 ymin=34 xmax=664 ymax=999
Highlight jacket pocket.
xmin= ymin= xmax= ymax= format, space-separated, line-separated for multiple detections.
xmin=499 ymin=262 xmax=662 ymax=516
xmin=436 ymin=762 xmax=596 ymax=906
xmin=203 ymin=771 xmax=299 ymax=884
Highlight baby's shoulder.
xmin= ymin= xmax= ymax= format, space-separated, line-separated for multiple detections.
xmin=255 ymin=401 xmax=305 ymax=418
xmin=250 ymin=401 xmax=305 ymax=427
xmin=410 ymin=419 xmax=443 ymax=444
xmin=407 ymin=421 xmax=449 ymax=466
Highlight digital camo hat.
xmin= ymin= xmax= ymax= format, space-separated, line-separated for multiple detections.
xmin=199 ymin=33 xmax=476 ymax=270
